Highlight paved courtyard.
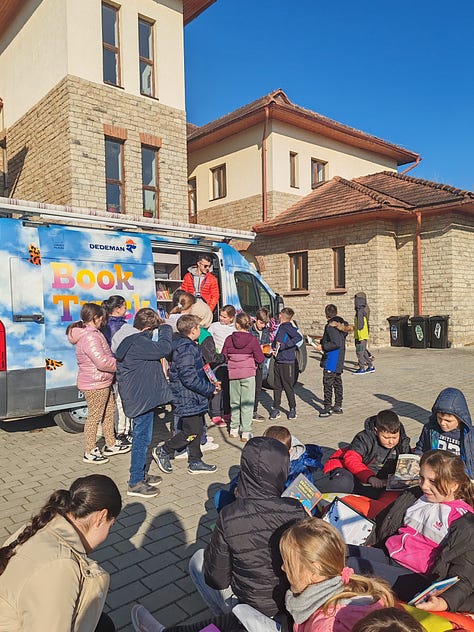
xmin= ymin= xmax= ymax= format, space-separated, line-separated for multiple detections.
xmin=1 ymin=345 xmax=474 ymax=630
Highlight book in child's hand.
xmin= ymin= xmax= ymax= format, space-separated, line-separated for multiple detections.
xmin=306 ymin=335 xmax=320 ymax=349
xmin=408 ymin=576 xmax=459 ymax=606
xmin=386 ymin=454 xmax=421 ymax=491
xmin=203 ymin=363 xmax=219 ymax=385
xmin=323 ymin=497 xmax=374 ymax=545
xmin=261 ymin=343 xmax=272 ymax=355
xmin=282 ymin=474 xmax=322 ymax=511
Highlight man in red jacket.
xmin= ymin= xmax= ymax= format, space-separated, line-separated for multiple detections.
xmin=181 ymin=254 xmax=220 ymax=312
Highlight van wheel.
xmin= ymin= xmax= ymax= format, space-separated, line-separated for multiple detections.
xmin=53 ymin=407 xmax=88 ymax=433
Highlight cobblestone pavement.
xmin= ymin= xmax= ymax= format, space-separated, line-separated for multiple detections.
xmin=1 ymin=346 xmax=474 ymax=630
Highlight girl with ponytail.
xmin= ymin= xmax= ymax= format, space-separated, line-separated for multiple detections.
xmin=0 ymin=474 xmax=121 ymax=631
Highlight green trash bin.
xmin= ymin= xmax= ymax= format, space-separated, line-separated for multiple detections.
xmin=429 ymin=315 xmax=449 ymax=349
xmin=387 ymin=315 xmax=409 ymax=347
xmin=410 ymin=316 xmax=430 ymax=348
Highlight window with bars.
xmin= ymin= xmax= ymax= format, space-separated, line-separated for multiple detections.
xmin=290 ymin=151 xmax=299 ymax=188
xmin=141 ymin=146 xmax=159 ymax=217
xmin=311 ymin=158 xmax=327 ymax=187
xmin=333 ymin=247 xmax=346 ymax=288
xmin=105 ymin=137 xmax=125 ymax=213
xmin=138 ymin=18 xmax=155 ymax=97
xmin=188 ymin=177 xmax=197 ymax=223
xmin=289 ymin=252 xmax=308 ymax=291
xmin=102 ymin=3 xmax=121 ymax=86
xmin=211 ymin=164 xmax=226 ymax=200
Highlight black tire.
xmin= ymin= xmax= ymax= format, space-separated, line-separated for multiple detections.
xmin=53 ymin=406 xmax=88 ymax=433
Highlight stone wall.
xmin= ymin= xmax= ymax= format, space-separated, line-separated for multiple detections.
xmin=2 ymin=75 xmax=188 ymax=221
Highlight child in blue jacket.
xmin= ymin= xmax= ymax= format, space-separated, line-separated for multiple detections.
xmin=270 ymin=307 xmax=302 ymax=421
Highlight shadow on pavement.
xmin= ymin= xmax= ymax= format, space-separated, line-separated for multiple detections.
xmin=0 ymin=414 xmax=56 ymax=433
xmin=374 ymin=393 xmax=430 ymax=425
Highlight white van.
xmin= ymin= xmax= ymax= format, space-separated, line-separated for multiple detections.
xmin=0 ymin=197 xmax=306 ymax=432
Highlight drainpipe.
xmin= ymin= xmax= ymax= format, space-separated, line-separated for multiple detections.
xmin=0 ymin=98 xmax=7 ymax=195
xmin=401 ymin=155 xmax=422 ymax=175
xmin=415 ymin=210 xmax=423 ymax=315
xmin=261 ymin=105 xmax=270 ymax=222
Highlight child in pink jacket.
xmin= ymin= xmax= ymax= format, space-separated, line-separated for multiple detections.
xmin=67 ymin=303 xmax=130 ymax=464
xmin=222 ymin=312 xmax=264 ymax=442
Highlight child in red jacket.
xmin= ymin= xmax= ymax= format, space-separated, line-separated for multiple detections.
xmin=314 ymin=410 xmax=411 ymax=499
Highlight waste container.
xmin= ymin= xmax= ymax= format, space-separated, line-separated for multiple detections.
xmin=429 ymin=315 xmax=449 ymax=349
xmin=387 ymin=315 xmax=410 ymax=347
xmin=410 ymin=315 xmax=430 ymax=348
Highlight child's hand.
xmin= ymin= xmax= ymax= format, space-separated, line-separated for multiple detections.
xmin=368 ymin=476 xmax=386 ymax=489
xmin=213 ymin=382 xmax=221 ymax=394
xmin=415 ymin=596 xmax=448 ymax=612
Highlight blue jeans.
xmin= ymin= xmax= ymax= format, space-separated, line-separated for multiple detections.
xmin=129 ymin=410 xmax=154 ymax=486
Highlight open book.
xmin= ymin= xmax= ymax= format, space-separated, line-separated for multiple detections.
xmin=306 ymin=335 xmax=320 ymax=349
xmin=386 ymin=454 xmax=421 ymax=491
xmin=408 ymin=576 xmax=459 ymax=606
xmin=323 ymin=497 xmax=375 ymax=545
xmin=282 ymin=474 xmax=322 ymax=511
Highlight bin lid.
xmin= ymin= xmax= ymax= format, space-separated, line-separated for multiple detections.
xmin=430 ymin=315 xmax=449 ymax=320
xmin=410 ymin=315 xmax=430 ymax=320
xmin=387 ymin=315 xmax=410 ymax=320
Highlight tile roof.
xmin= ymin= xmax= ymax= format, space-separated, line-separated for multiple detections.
xmin=254 ymin=171 xmax=474 ymax=234
xmin=188 ymin=89 xmax=418 ymax=165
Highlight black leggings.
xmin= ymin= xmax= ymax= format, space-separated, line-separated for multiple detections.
xmin=96 ymin=613 xmax=115 ymax=632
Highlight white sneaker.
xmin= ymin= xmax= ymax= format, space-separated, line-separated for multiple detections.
xmin=83 ymin=447 xmax=109 ymax=464
xmin=205 ymin=436 xmax=215 ymax=443
xmin=201 ymin=441 xmax=219 ymax=451
xmin=103 ymin=440 xmax=131 ymax=456
xmin=229 ymin=429 xmax=239 ymax=438
xmin=131 ymin=604 xmax=165 ymax=632
xmin=240 ymin=432 xmax=253 ymax=443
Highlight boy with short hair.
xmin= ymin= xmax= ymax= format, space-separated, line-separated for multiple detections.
xmin=249 ymin=307 xmax=271 ymax=422
xmin=414 ymin=387 xmax=474 ymax=477
xmin=208 ymin=305 xmax=236 ymax=427
xmin=269 ymin=307 xmax=302 ymax=421
xmin=319 ymin=409 xmax=411 ymax=498
xmin=153 ymin=314 xmax=219 ymax=475
xmin=316 ymin=304 xmax=350 ymax=418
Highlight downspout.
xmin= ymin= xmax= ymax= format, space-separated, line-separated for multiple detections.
xmin=0 ymin=98 xmax=7 ymax=195
xmin=261 ymin=105 xmax=270 ymax=222
xmin=415 ymin=210 xmax=423 ymax=315
xmin=401 ymin=155 xmax=422 ymax=175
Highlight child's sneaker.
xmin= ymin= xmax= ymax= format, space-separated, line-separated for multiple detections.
xmin=127 ymin=481 xmax=160 ymax=498
xmin=211 ymin=416 xmax=227 ymax=428
xmin=288 ymin=408 xmax=297 ymax=420
xmin=83 ymin=447 xmax=109 ymax=464
xmin=366 ymin=366 xmax=375 ymax=373
xmin=252 ymin=412 xmax=265 ymax=422
xmin=229 ymin=428 xmax=239 ymax=439
xmin=240 ymin=432 xmax=252 ymax=443
xmin=153 ymin=446 xmax=173 ymax=474
xmin=319 ymin=408 xmax=332 ymax=418
xmin=201 ymin=441 xmax=219 ymax=451
xmin=269 ymin=408 xmax=281 ymax=420
xmin=116 ymin=433 xmax=132 ymax=446
xmin=103 ymin=440 xmax=131 ymax=456
xmin=187 ymin=461 xmax=217 ymax=474
xmin=331 ymin=406 xmax=343 ymax=414
xmin=145 ymin=475 xmax=162 ymax=487
xmin=354 ymin=368 xmax=367 ymax=375
xmin=131 ymin=604 xmax=165 ymax=632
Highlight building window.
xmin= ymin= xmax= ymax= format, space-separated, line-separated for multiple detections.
xmin=311 ymin=159 xmax=327 ymax=187
xmin=289 ymin=252 xmax=308 ymax=291
xmin=188 ymin=177 xmax=197 ymax=223
xmin=138 ymin=18 xmax=155 ymax=97
xmin=102 ymin=3 xmax=121 ymax=86
xmin=211 ymin=164 xmax=226 ymax=200
xmin=105 ymin=138 xmax=124 ymax=213
xmin=289 ymin=152 xmax=299 ymax=188
xmin=141 ymin=146 xmax=159 ymax=218
xmin=333 ymin=247 xmax=346 ymax=289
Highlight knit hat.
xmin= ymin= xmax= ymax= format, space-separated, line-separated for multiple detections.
xmin=190 ymin=300 xmax=213 ymax=328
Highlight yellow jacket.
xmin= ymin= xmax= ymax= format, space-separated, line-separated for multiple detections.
xmin=354 ymin=315 xmax=370 ymax=341
xmin=0 ymin=515 xmax=109 ymax=632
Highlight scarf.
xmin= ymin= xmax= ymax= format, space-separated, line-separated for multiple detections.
xmin=285 ymin=576 xmax=343 ymax=624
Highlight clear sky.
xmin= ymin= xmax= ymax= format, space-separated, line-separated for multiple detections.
xmin=184 ymin=0 xmax=474 ymax=191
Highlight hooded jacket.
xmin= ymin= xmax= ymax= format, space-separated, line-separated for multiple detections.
xmin=324 ymin=416 xmax=411 ymax=483
xmin=67 ymin=326 xmax=116 ymax=391
xmin=102 ymin=314 xmax=127 ymax=346
xmin=0 ymin=515 xmax=109 ymax=632
xmin=168 ymin=334 xmax=215 ymax=417
xmin=203 ymin=437 xmax=307 ymax=617
xmin=222 ymin=331 xmax=265 ymax=380
xmin=181 ymin=266 xmax=220 ymax=312
xmin=112 ymin=324 xmax=172 ymax=418
xmin=414 ymin=388 xmax=474 ymax=478
xmin=273 ymin=322 xmax=303 ymax=364
xmin=354 ymin=293 xmax=370 ymax=341
xmin=320 ymin=317 xmax=348 ymax=374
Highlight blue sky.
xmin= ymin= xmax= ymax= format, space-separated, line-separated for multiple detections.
xmin=184 ymin=0 xmax=474 ymax=191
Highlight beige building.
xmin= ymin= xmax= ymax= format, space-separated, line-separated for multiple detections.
xmin=0 ymin=0 xmax=215 ymax=219
xmin=188 ymin=91 xmax=474 ymax=347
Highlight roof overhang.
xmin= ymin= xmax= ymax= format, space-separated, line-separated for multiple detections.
xmin=188 ymin=100 xmax=419 ymax=166
xmin=0 ymin=0 xmax=216 ymax=39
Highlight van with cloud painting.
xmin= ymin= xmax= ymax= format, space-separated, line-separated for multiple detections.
xmin=0 ymin=197 xmax=306 ymax=432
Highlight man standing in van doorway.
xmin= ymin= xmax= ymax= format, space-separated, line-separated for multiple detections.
xmin=181 ymin=254 xmax=220 ymax=312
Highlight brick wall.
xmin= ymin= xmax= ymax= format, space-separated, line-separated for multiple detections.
xmin=2 ymin=76 xmax=188 ymax=221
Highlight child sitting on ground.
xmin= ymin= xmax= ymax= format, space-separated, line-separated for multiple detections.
xmin=316 ymin=410 xmax=411 ymax=499
xmin=414 ymin=387 xmax=474 ymax=478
